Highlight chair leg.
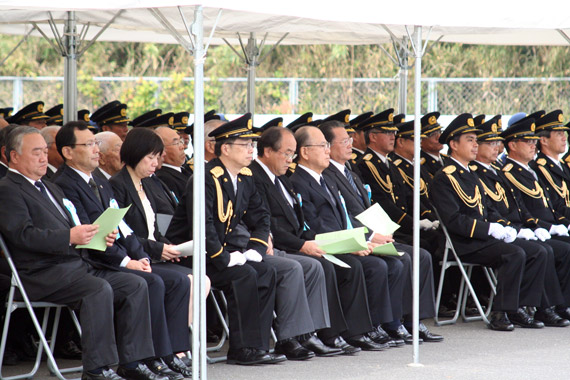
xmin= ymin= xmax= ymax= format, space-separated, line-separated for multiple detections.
xmin=435 ymin=247 xmax=462 ymax=326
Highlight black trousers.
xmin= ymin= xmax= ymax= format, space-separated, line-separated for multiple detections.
xmin=546 ymin=237 xmax=570 ymax=306
xmin=206 ymin=261 xmax=276 ymax=351
xmin=460 ymin=239 xmax=547 ymax=312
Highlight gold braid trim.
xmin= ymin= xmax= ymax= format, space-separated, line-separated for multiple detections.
xmin=478 ymin=179 xmax=509 ymax=209
xmin=503 ymin=172 xmax=548 ymax=208
xmin=396 ymin=167 xmax=428 ymax=197
xmin=537 ymin=166 xmax=570 ymax=207
xmin=212 ymin=175 xmax=233 ymax=230
xmin=364 ymin=160 xmax=395 ymax=202
xmin=445 ymin=172 xmax=483 ymax=215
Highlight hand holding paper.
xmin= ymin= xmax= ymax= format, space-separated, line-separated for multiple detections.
xmin=77 ymin=205 xmax=131 ymax=251
xmin=70 ymin=224 xmax=99 ymax=245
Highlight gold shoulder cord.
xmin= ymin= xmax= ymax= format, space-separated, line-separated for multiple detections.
xmin=537 ymin=166 xmax=570 ymax=207
xmin=478 ymin=179 xmax=509 ymax=209
xmin=365 ymin=160 xmax=395 ymax=202
xmin=445 ymin=172 xmax=483 ymax=215
xmin=396 ymin=167 xmax=428 ymax=197
xmin=503 ymin=172 xmax=548 ymax=208
xmin=211 ymin=171 xmax=233 ymax=232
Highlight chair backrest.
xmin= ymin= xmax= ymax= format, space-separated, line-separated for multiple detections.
xmin=432 ymin=206 xmax=462 ymax=263
xmin=0 ymin=234 xmax=25 ymax=299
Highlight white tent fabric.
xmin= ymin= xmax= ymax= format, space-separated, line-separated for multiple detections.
xmin=0 ymin=1 xmax=570 ymax=45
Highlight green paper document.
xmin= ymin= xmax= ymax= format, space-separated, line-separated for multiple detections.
xmin=372 ymin=242 xmax=403 ymax=256
xmin=315 ymin=227 xmax=368 ymax=254
xmin=77 ymin=205 xmax=131 ymax=251
xmin=356 ymin=203 xmax=400 ymax=236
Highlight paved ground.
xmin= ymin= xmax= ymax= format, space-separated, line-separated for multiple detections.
xmin=4 ymin=319 xmax=570 ymax=380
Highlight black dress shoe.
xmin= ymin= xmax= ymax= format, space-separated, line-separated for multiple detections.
xmin=264 ymin=352 xmax=287 ymax=364
xmin=507 ymin=308 xmax=544 ymax=329
xmin=534 ymin=307 xmax=570 ymax=327
xmin=274 ymin=338 xmax=314 ymax=361
xmin=82 ymin=368 xmax=125 ymax=380
xmin=368 ymin=326 xmax=404 ymax=347
xmin=117 ymin=363 xmax=169 ymax=380
xmin=300 ymin=335 xmax=342 ymax=357
xmin=346 ymin=334 xmax=388 ymax=351
xmin=146 ymin=360 xmax=184 ymax=380
xmin=385 ymin=325 xmax=422 ymax=345
xmin=322 ymin=336 xmax=361 ymax=355
xmin=488 ymin=311 xmax=514 ymax=331
xmin=415 ymin=322 xmax=444 ymax=342
xmin=166 ymin=356 xmax=192 ymax=378
xmin=226 ymin=347 xmax=273 ymax=365
xmin=556 ymin=307 xmax=570 ymax=321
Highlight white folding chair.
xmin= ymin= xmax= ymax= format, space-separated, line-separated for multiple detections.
xmin=0 ymin=235 xmax=82 ymax=380
xmin=432 ymin=208 xmax=497 ymax=326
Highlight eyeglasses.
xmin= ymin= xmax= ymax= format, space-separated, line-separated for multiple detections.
xmin=480 ymin=141 xmax=502 ymax=147
xmin=165 ymin=139 xmax=185 ymax=147
xmin=515 ymin=139 xmax=538 ymax=145
xmin=370 ymin=131 xmax=397 ymax=136
xmin=73 ymin=140 xmax=102 ymax=148
xmin=427 ymin=131 xmax=442 ymax=138
xmin=275 ymin=150 xmax=297 ymax=160
xmin=334 ymin=137 xmax=353 ymax=147
xmin=228 ymin=141 xmax=257 ymax=149
xmin=304 ymin=142 xmax=331 ymax=150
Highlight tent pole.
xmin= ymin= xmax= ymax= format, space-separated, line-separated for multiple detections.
xmin=63 ymin=11 xmax=77 ymax=124
xmin=397 ymin=37 xmax=409 ymax=115
xmin=246 ymin=33 xmax=257 ymax=115
xmin=191 ymin=5 xmax=207 ymax=380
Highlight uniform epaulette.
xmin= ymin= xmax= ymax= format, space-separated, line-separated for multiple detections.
xmin=210 ymin=166 xmax=224 ymax=178
xmin=239 ymin=167 xmax=252 ymax=176
xmin=502 ymin=163 xmax=513 ymax=172
xmin=443 ymin=165 xmax=456 ymax=174
xmin=363 ymin=153 xmax=373 ymax=161
xmin=420 ymin=157 xmax=426 ymax=165
xmin=393 ymin=159 xmax=402 ymax=166
xmin=350 ymin=152 xmax=357 ymax=160
xmin=490 ymin=163 xmax=501 ymax=171
xmin=288 ymin=162 xmax=297 ymax=173
xmin=469 ymin=164 xmax=478 ymax=171
xmin=187 ymin=157 xmax=194 ymax=171
xmin=565 ymin=156 xmax=570 ymax=164
xmin=441 ymin=153 xmax=449 ymax=157
xmin=536 ymin=158 xmax=547 ymax=166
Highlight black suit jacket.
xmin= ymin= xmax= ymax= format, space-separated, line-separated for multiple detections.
xmin=0 ymin=164 xmax=7 ymax=179
xmin=0 ymin=171 xmax=90 ymax=299
xmin=290 ymin=165 xmax=347 ymax=234
xmin=531 ymin=152 xmax=570 ymax=216
xmin=249 ymin=160 xmax=315 ymax=253
xmin=166 ymin=158 xmax=270 ymax=270
xmin=146 ymin=174 xmax=178 ymax=215
xmin=155 ymin=165 xmax=190 ymax=201
xmin=109 ymin=167 xmax=169 ymax=261
xmin=54 ymin=165 xmax=149 ymax=267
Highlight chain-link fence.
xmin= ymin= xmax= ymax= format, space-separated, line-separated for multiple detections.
xmin=2 ymin=76 xmax=570 ymax=118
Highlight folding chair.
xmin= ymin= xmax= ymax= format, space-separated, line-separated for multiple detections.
xmin=0 ymin=235 xmax=82 ymax=380
xmin=432 ymin=208 xmax=497 ymax=326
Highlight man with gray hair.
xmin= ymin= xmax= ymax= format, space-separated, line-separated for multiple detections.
xmin=40 ymin=126 xmax=62 ymax=180
xmin=94 ymin=131 xmax=123 ymax=180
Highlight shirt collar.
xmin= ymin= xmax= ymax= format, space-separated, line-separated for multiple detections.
xmin=255 ymin=158 xmax=276 ymax=183
xmin=9 ymin=168 xmax=40 ymax=186
xmin=474 ymin=160 xmax=491 ymax=170
xmin=329 ymin=159 xmax=346 ymax=174
xmin=370 ymin=148 xmax=388 ymax=164
xmin=69 ymin=165 xmax=93 ymax=184
xmin=47 ymin=163 xmax=57 ymax=173
xmin=99 ymin=168 xmax=112 ymax=180
xmin=162 ymin=163 xmax=182 ymax=173
xmin=425 ymin=152 xmax=442 ymax=162
xmin=352 ymin=147 xmax=364 ymax=154
xmin=508 ymin=157 xmax=533 ymax=172
xmin=449 ymin=156 xmax=470 ymax=172
xmin=546 ymin=154 xmax=562 ymax=168
xmin=298 ymin=164 xmax=323 ymax=184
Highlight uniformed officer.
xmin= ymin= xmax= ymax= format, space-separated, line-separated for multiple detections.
xmin=166 ymin=113 xmax=283 ymax=365
xmin=45 ymin=104 xmax=64 ymax=126
xmin=180 ymin=110 xmax=223 ymax=173
xmin=430 ymin=113 xmax=547 ymax=331
xmin=90 ymin=101 xmax=130 ymax=141
xmin=6 ymin=101 xmax=50 ymax=130
xmin=133 ymin=111 xmax=174 ymax=129
xmin=130 ymin=109 xmax=162 ymax=128
xmin=285 ymin=112 xmax=314 ymax=176
xmin=419 ymin=112 xmax=447 ymax=180
xmin=473 ymin=115 xmax=570 ymax=327
xmin=348 ymin=111 xmax=373 ymax=169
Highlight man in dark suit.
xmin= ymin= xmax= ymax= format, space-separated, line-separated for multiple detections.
xmin=320 ymin=120 xmax=442 ymax=342
xmin=166 ymin=113 xmax=283 ymax=365
xmin=53 ymin=121 xmax=193 ymax=379
xmin=430 ymin=114 xmax=548 ymax=331
xmin=155 ymin=127 xmax=191 ymax=201
xmin=40 ymin=126 xmax=62 ymax=180
xmin=419 ymin=112 xmax=447 ymax=180
xmin=0 ymin=126 xmax=163 ymax=380
xmin=94 ymin=131 xmax=123 ymax=180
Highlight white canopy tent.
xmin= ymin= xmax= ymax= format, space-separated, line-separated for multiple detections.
xmin=1 ymin=2 xmax=570 ymax=379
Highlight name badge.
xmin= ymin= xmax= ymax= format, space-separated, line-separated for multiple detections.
xmin=62 ymin=198 xmax=81 ymax=226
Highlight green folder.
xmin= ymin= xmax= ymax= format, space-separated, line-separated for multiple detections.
xmin=355 ymin=203 xmax=400 ymax=236
xmin=372 ymin=242 xmax=403 ymax=256
xmin=315 ymin=227 xmax=368 ymax=254
xmin=77 ymin=205 xmax=131 ymax=251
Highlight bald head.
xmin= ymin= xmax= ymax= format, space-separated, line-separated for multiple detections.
xmin=204 ymin=119 xmax=226 ymax=161
xmin=96 ymin=131 xmax=123 ymax=176
xmin=40 ymin=126 xmax=63 ymax=168
xmin=156 ymin=127 xmax=186 ymax=166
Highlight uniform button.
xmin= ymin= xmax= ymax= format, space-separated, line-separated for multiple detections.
xmin=401 ymin=207 xmax=405 ymax=210
xmin=224 ymin=178 xmax=228 ymax=182
xmin=229 ymin=228 xmax=232 ymax=232
xmin=223 ymin=243 xmax=227 ymax=246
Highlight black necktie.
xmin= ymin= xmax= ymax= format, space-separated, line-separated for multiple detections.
xmin=274 ymin=177 xmax=292 ymax=208
xmin=344 ymin=166 xmax=364 ymax=204
xmin=319 ymin=176 xmax=336 ymax=206
xmin=34 ymin=180 xmax=50 ymax=201
xmin=88 ymin=178 xmax=102 ymax=205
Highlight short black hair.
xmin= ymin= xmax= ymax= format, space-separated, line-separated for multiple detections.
xmin=55 ymin=121 xmax=89 ymax=161
xmin=214 ymin=137 xmax=237 ymax=157
xmin=258 ymin=127 xmax=292 ymax=157
xmin=319 ymin=120 xmax=344 ymax=143
xmin=536 ymin=129 xmax=551 ymax=151
xmin=120 ymin=128 xmax=164 ymax=168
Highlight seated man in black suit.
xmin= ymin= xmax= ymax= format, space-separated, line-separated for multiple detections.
xmin=155 ymin=127 xmax=191 ymax=201
xmin=166 ymin=113 xmax=283 ymax=365
xmin=0 ymin=126 xmax=163 ymax=380
xmin=53 ymin=121 xmax=193 ymax=379
xmin=320 ymin=120 xmax=442 ymax=343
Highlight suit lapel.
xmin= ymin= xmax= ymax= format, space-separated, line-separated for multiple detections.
xmin=120 ymin=168 xmax=146 ymax=220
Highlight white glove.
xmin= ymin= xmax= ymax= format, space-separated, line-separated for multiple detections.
xmin=503 ymin=226 xmax=517 ymax=243
xmin=432 ymin=220 xmax=440 ymax=229
xmin=243 ymin=249 xmax=263 ymax=262
xmin=534 ymin=228 xmax=551 ymax=242
xmin=419 ymin=219 xmax=434 ymax=231
xmin=227 ymin=251 xmax=247 ymax=267
xmin=549 ymin=224 xmax=569 ymax=237
xmin=488 ymin=222 xmax=507 ymax=240
xmin=517 ymin=228 xmax=538 ymax=241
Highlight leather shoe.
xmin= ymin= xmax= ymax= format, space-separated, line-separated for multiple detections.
xmin=507 ymin=308 xmax=544 ymax=329
xmin=415 ymin=322 xmax=444 ymax=342
xmin=263 ymin=352 xmax=287 ymax=364
xmin=368 ymin=326 xmax=404 ymax=347
xmin=300 ymin=335 xmax=342 ymax=357
xmin=322 ymin=336 xmax=361 ymax=355
xmin=556 ymin=307 xmax=570 ymax=321
xmin=226 ymin=347 xmax=273 ymax=365
xmin=117 ymin=363 xmax=169 ymax=380
xmin=488 ymin=311 xmax=514 ymax=331
xmin=146 ymin=360 xmax=184 ymax=380
xmin=82 ymin=368 xmax=125 ymax=380
xmin=385 ymin=325 xmax=422 ymax=345
xmin=346 ymin=334 xmax=388 ymax=351
xmin=165 ymin=356 xmax=192 ymax=378
xmin=534 ymin=307 xmax=570 ymax=327
xmin=274 ymin=338 xmax=314 ymax=361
